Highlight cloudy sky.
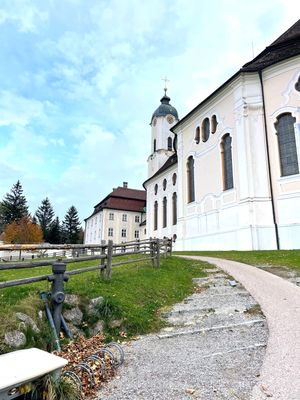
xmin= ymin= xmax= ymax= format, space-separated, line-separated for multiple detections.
xmin=0 ymin=0 xmax=298 ymax=223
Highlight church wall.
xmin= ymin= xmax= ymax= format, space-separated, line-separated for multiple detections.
xmin=174 ymin=74 xmax=278 ymax=250
xmin=263 ymin=56 xmax=300 ymax=249
xmin=145 ymin=165 xmax=178 ymax=240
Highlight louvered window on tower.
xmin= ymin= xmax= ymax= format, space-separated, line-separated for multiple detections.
xmin=275 ymin=113 xmax=299 ymax=177
xmin=221 ymin=134 xmax=234 ymax=190
xmin=167 ymin=136 xmax=173 ymax=151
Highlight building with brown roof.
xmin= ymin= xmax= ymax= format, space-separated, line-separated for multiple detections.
xmin=84 ymin=182 xmax=146 ymax=244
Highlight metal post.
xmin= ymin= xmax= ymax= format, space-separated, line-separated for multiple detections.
xmin=48 ymin=262 xmax=69 ymax=335
xmin=106 ymin=240 xmax=113 ymax=280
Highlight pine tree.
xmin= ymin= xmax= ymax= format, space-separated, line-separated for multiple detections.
xmin=35 ymin=198 xmax=55 ymax=242
xmin=62 ymin=206 xmax=81 ymax=244
xmin=0 ymin=181 xmax=29 ymax=228
xmin=48 ymin=217 xmax=62 ymax=244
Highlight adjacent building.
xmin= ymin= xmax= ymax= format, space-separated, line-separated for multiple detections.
xmin=84 ymin=183 xmax=146 ymax=244
xmin=144 ymin=20 xmax=300 ymax=250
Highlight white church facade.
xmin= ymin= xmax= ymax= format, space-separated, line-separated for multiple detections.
xmin=144 ymin=20 xmax=300 ymax=250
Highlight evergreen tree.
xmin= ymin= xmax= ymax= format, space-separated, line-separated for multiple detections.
xmin=35 ymin=197 xmax=55 ymax=242
xmin=48 ymin=217 xmax=62 ymax=244
xmin=62 ymin=206 xmax=81 ymax=243
xmin=0 ymin=181 xmax=29 ymax=228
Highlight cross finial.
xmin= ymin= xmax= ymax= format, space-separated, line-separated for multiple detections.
xmin=162 ymin=76 xmax=169 ymax=95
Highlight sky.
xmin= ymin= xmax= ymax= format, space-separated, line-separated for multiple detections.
xmin=0 ymin=0 xmax=298 ymax=223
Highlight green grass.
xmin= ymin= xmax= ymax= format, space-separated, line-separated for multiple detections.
xmin=0 ymin=255 xmax=207 ymax=351
xmin=175 ymin=250 xmax=300 ymax=270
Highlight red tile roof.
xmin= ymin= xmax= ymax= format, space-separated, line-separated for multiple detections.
xmin=85 ymin=186 xmax=146 ymax=220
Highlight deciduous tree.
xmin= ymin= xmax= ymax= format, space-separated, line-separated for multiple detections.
xmin=3 ymin=217 xmax=43 ymax=244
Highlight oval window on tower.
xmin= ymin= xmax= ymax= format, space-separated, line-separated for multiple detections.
xmin=154 ymin=184 xmax=158 ymax=195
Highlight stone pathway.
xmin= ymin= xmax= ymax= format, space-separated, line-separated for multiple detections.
xmin=99 ymin=263 xmax=267 ymax=399
xmin=184 ymin=256 xmax=300 ymax=400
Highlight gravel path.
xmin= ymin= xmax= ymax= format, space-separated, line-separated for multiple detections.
xmin=98 ymin=264 xmax=267 ymax=399
xmin=183 ymin=256 xmax=300 ymax=400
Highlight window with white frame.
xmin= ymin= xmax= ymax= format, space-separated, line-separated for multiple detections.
xmin=122 ymin=214 xmax=127 ymax=222
xmin=135 ymin=215 xmax=140 ymax=223
xmin=109 ymin=212 xmax=114 ymax=220
xmin=108 ymin=228 xmax=113 ymax=237
xmin=121 ymin=229 xmax=127 ymax=238
xmin=134 ymin=230 xmax=139 ymax=238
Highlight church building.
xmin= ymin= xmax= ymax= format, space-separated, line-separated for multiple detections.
xmin=144 ymin=20 xmax=300 ymax=250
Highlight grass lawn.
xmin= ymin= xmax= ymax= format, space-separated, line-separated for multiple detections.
xmin=0 ymin=255 xmax=207 ymax=352
xmin=175 ymin=250 xmax=300 ymax=270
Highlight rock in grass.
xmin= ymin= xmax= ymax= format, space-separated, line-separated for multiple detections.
xmin=87 ymin=296 xmax=104 ymax=316
xmin=109 ymin=319 xmax=123 ymax=329
xmin=16 ymin=312 xmax=40 ymax=333
xmin=64 ymin=294 xmax=80 ymax=307
xmin=63 ymin=307 xmax=83 ymax=326
xmin=90 ymin=320 xmax=105 ymax=336
xmin=5 ymin=331 xmax=26 ymax=348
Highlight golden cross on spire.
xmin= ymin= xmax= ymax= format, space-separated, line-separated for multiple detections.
xmin=162 ymin=76 xmax=170 ymax=95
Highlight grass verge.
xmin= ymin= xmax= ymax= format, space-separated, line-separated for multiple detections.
xmin=0 ymin=256 xmax=207 ymax=352
xmin=175 ymin=250 xmax=300 ymax=270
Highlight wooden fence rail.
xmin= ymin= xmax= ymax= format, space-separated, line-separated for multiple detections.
xmin=0 ymin=238 xmax=172 ymax=290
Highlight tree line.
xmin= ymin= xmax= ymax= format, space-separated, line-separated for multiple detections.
xmin=0 ymin=181 xmax=83 ymax=244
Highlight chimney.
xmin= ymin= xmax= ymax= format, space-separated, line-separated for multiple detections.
xmin=123 ymin=182 xmax=128 ymax=188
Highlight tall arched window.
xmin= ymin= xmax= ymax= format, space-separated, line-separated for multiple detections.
xmin=167 ymin=136 xmax=172 ymax=151
xmin=154 ymin=201 xmax=158 ymax=230
xmin=163 ymin=197 xmax=167 ymax=228
xmin=275 ymin=113 xmax=299 ymax=176
xmin=153 ymin=139 xmax=157 ymax=152
xmin=172 ymin=192 xmax=177 ymax=225
xmin=187 ymin=156 xmax=195 ymax=203
xmin=195 ymin=127 xmax=200 ymax=144
xmin=202 ymin=118 xmax=210 ymax=142
xmin=221 ymin=134 xmax=234 ymax=190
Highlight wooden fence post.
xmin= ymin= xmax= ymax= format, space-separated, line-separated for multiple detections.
xmin=149 ymin=237 xmax=154 ymax=266
xmin=106 ymin=240 xmax=113 ymax=280
xmin=156 ymin=238 xmax=160 ymax=268
xmin=99 ymin=240 xmax=106 ymax=280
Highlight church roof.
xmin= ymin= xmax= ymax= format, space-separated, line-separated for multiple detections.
xmin=171 ymin=19 xmax=300 ymax=132
xmin=151 ymin=93 xmax=179 ymax=123
xmin=143 ymin=153 xmax=178 ymax=187
xmin=241 ymin=19 xmax=300 ymax=72
xmin=85 ymin=185 xmax=146 ymax=220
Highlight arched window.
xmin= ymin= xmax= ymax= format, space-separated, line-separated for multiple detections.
xmin=154 ymin=184 xmax=158 ymax=195
xmin=163 ymin=197 xmax=167 ymax=228
xmin=163 ymin=178 xmax=167 ymax=190
xmin=187 ymin=156 xmax=195 ymax=203
xmin=172 ymin=192 xmax=177 ymax=225
xmin=275 ymin=113 xmax=299 ymax=176
xmin=202 ymin=118 xmax=210 ymax=142
xmin=195 ymin=127 xmax=200 ymax=144
xmin=167 ymin=137 xmax=172 ymax=151
xmin=154 ymin=201 xmax=158 ymax=230
xmin=295 ymin=76 xmax=300 ymax=92
xmin=153 ymin=139 xmax=156 ymax=152
xmin=211 ymin=115 xmax=218 ymax=133
xmin=221 ymin=134 xmax=234 ymax=190
xmin=172 ymin=173 xmax=177 ymax=185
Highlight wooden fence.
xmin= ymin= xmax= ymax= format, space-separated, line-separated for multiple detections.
xmin=0 ymin=238 xmax=172 ymax=290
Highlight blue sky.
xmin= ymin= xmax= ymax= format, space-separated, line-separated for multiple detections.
xmin=0 ymin=0 xmax=298 ymax=223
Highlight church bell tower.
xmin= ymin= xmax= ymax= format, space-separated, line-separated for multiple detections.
xmin=147 ymin=87 xmax=179 ymax=178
